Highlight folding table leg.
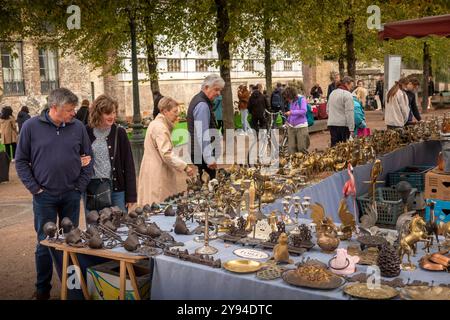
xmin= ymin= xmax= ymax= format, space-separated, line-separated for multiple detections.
xmin=61 ymin=250 xmax=69 ymax=300
xmin=69 ymin=252 xmax=90 ymax=300
xmin=119 ymin=260 xmax=126 ymax=300
xmin=126 ymin=262 xmax=141 ymax=300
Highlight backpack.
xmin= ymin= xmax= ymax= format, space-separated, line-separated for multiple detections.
xmin=297 ymin=96 xmax=315 ymax=127
xmin=271 ymin=90 xmax=283 ymax=108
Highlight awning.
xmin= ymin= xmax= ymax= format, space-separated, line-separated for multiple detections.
xmin=378 ymin=14 xmax=450 ymax=40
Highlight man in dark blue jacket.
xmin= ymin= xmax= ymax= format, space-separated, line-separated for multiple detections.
xmin=15 ymin=88 xmax=93 ymax=300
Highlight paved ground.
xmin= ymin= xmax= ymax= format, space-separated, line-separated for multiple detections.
xmin=0 ymin=107 xmax=445 ymax=299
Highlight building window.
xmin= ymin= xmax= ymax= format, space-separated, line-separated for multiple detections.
xmin=196 ymin=59 xmax=210 ymax=72
xmin=243 ymin=59 xmax=254 ymax=72
xmin=167 ymin=59 xmax=181 ymax=72
xmin=137 ymin=58 xmax=148 ymax=74
xmin=39 ymin=48 xmax=59 ymax=94
xmin=284 ymin=60 xmax=292 ymax=71
xmin=1 ymin=42 xmax=25 ymax=96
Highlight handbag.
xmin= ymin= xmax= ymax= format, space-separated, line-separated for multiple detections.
xmin=357 ymin=127 xmax=371 ymax=137
xmin=86 ymin=127 xmax=119 ymax=211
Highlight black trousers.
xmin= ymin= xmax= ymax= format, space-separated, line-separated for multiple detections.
xmin=329 ymin=126 xmax=350 ymax=147
xmin=251 ymin=115 xmax=267 ymax=133
xmin=4 ymin=143 xmax=16 ymax=160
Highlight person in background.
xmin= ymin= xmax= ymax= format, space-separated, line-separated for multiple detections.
xmin=428 ymin=75 xmax=435 ymax=110
xmin=375 ymin=73 xmax=385 ymax=111
xmin=327 ymin=76 xmax=355 ymax=146
xmin=17 ymin=106 xmax=31 ymax=132
xmin=353 ymin=94 xmax=367 ymax=135
xmin=327 ymin=73 xmax=341 ymax=101
xmin=15 ymin=88 xmax=93 ymax=300
xmin=139 ymin=97 xmax=194 ymax=205
xmin=310 ymin=83 xmax=323 ymax=100
xmin=85 ymin=94 xmax=137 ymax=213
xmin=384 ymin=77 xmax=410 ymax=129
xmin=405 ymin=77 xmax=421 ymax=125
xmin=213 ymin=94 xmax=223 ymax=133
xmin=271 ymin=82 xmax=284 ymax=113
xmin=282 ymin=86 xmax=310 ymax=154
xmin=0 ymin=106 xmax=18 ymax=161
xmin=353 ymin=80 xmax=368 ymax=109
xmin=238 ymin=84 xmax=250 ymax=133
xmin=247 ymin=83 xmax=269 ymax=133
xmin=75 ymin=99 xmax=90 ymax=125
xmin=152 ymin=91 xmax=164 ymax=118
xmin=187 ymin=74 xmax=224 ymax=179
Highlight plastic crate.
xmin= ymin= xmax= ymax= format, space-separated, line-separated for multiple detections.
xmin=387 ymin=165 xmax=434 ymax=192
xmin=357 ymin=187 xmax=411 ymax=226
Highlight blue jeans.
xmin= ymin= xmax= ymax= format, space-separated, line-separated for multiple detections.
xmin=33 ymin=190 xmax=81 ymax=294
xmin=241 ymin=109 xmax=249 ymax=132
xmin=82 ymin=191 xmax=127 ymax=218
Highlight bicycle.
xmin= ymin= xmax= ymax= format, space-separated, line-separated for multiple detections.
xmin=247 ymin=109 xmax=288 ymax=167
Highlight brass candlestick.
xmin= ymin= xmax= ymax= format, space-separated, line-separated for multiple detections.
xmin=195 ymin=198 xmax=218 ymax=255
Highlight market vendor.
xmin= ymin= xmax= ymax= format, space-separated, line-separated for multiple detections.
xmin=138 ymin=97 xmax=194 ymax=206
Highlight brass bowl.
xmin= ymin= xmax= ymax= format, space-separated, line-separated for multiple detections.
xmin=317 ymin=236 xmax=340 ymax=253
xmin=282 ymin=269 xmax=345 ymax=290
xmin=222 ymin=259 xmax=263 ymax=274
xmin=401 ymin=286 xmax=450 ymax=300
xmin=344 ymin=283 xmax=399 ymax=300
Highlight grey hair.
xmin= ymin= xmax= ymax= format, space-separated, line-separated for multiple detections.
xmin=201 ymin=74 xmax=225 ymax=90
xmin=47 ymin=88 xmax=79 ymax=108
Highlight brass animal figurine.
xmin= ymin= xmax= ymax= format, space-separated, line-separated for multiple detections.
xmin=338 ymin=199 xmax=356 ymax=240
xmin=310 ymin=203 xmax=340 ymax=253
xmin=398 ymin=215 xmax=431 ymax=270
xmin=271 ymin=232 xmax=293 ymax=264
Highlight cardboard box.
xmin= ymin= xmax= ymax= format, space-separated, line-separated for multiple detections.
xmin=86 ymin=260 xmax=151 ymax=300
xmin=424 ymin=167 xmax=450 ymax=201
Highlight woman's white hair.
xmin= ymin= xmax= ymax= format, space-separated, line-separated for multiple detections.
xmin=201 ymin=74 xmax=225 ymax=90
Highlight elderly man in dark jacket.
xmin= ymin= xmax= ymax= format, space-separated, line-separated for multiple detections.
xmin=248 ymin=84 xmax=269 ymax=132
xmin=15 ymin=88 xmax=93 ymax=300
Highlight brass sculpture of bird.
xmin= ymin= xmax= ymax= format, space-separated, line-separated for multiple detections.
xmin=338 ymin=199 xmax=356 ymax=230
xmin=369 ymin=159 xmax=383 ymax=199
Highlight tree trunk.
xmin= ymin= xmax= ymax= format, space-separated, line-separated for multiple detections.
xmin=422 ymin=41 xmax=430 ymax=112
xmin=264 ymin=37 xmax=272 ymax=97
xmin=215 ymin=0 xmax=234 ymax=129
xmin=338 ymin=52 xmax=345 ymax=78
xmin=344 ymin=17 xmax=356 ymax=79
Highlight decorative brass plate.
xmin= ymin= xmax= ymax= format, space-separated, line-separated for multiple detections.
xmin=256 ymin=266 xmax=286 ymax=280
xmin=223 ymin=259 xmax=263 ymax=273
xmin=401 ymin=286 xmax=450 ymax=300
xmin=282 ymin=269 xmax=345 ymax=290
xmin=344 ymin=283 xmax=399 ymax=300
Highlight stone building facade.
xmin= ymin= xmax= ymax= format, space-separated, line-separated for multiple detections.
xmin=0 ymin=40 xmax=102 ymax=116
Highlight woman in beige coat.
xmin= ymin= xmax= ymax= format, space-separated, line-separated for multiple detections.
xmin=0 ymin=106 xmax=18 ymax=160
xmin=138 ymin=97 xmax=194 ymax=205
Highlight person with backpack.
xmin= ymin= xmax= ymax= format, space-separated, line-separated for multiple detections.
xmin=270 ymin=82 xmax=284 ymax=127
xmin=282 ymin=86 xmax=310 ymax=155
xmin=247 ymin=83 xmax=269 ymax=133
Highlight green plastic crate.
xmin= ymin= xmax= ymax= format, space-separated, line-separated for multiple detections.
xmin=357 ymin=187 xmax=414 ymax=226
xmin=387 ymin=165 xmax=433 ymax=192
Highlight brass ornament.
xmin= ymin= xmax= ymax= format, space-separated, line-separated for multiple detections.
xmin=282 ymin=265 xmax=345 ymax=290
xmin=401 ymin=286 xmax=450 ymax=300
xmin=344 ymin=283 xmax=399 ymax=300
xmin=222 ymin=259 xmax=263 ymax=274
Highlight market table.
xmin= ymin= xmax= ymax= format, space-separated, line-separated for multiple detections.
xmin=149 ymin=216 xmax=449 ymax=300
xmin=42 ymin=239 xmax=148 ymax=300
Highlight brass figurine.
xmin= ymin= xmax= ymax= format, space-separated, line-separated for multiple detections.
xmin=398 ymin=215 xmax=431 ymax=270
